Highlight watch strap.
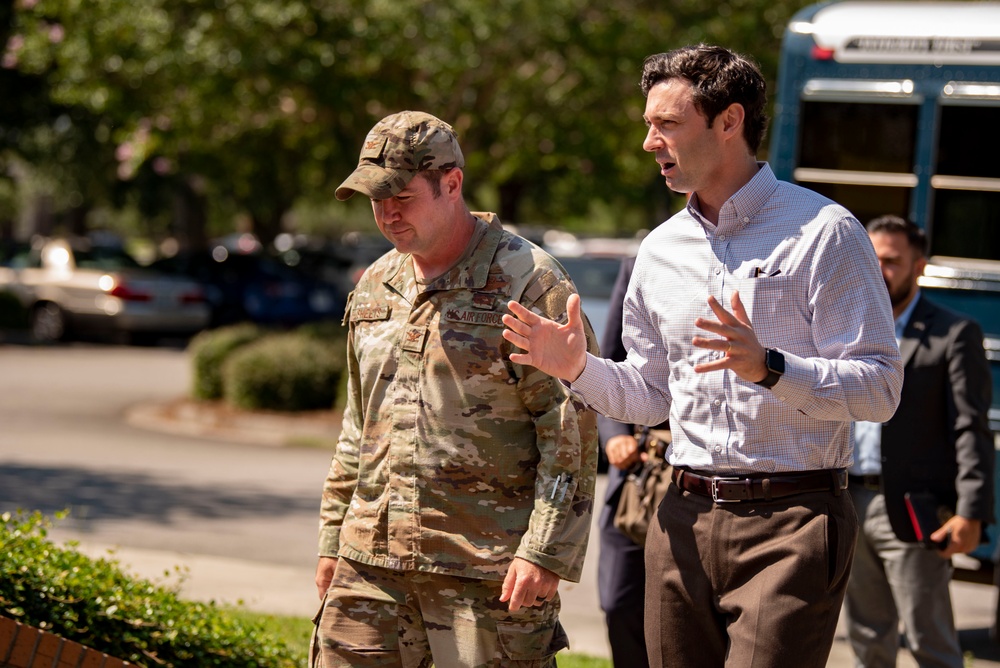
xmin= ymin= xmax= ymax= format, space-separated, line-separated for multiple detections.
xmin=754 ymin=348 xmax=784 ymax=389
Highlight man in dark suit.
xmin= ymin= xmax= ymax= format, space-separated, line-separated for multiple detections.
xmin=596 ymin=255 xmax=671 ymax=667
xmin=595 ymin=256 xmax=649 ymax=668
xmin=844 ymin=215 xmax=995 ymax=668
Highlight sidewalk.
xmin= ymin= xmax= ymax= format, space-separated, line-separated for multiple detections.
xmin=117 ymin=399 xmax=1000 ymax=666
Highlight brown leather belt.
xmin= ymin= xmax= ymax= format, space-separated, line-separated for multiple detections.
xmin=671 ymin=467 xmax=848 ymax=503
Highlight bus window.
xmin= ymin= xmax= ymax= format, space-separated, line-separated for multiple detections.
xmin=931 ymin=104 xmax=1000 ymax=258
xmin=792 ymin=99 xmax=918 ymax=223
xmin=806 ymin=182 xmax=912 ymax=229
xmin=798 ymin=101 xmax=917 ymax=173
xmin=936 ymin=105 xmax=1000 ymax=177
xmin=930 ymin=189 xmax=1000 ymax=259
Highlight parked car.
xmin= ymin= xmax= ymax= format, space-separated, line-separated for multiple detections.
xmin=336 ymin=231 xmax=395 ymax=286
xmin=554 ymin=254 xmax=628 ymax=344
xmin=0 ymin=237 xmax=210 ymax=344
xmin=270 ymin=236 xmax=356 ymax=295
xmin=151 ymin=249 xmax=347 ymax=328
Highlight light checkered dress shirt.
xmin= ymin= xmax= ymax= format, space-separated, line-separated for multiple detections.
xmin=573 ymin=164 xmax=903 ymax=474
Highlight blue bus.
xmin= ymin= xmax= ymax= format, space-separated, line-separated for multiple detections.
xmin=769 ymin=0 xmax=1000 ymax=585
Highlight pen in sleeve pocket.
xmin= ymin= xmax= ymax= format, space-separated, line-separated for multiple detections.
xmin=550 ymin=473 xmax=563 ymax=500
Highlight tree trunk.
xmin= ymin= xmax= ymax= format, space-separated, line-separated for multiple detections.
xmin=498 ymin=180 xmax=525 ymax=225
xmin=172 ymin=177 xmax=208 ymax=251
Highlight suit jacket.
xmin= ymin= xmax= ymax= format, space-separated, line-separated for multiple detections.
xmin=880 ymin=294 xmax=995 ymax=542
xmin=597 ymin=256 xmax=670 ymax=523
xmin=597 ymin=257 xmax=637 ymax=522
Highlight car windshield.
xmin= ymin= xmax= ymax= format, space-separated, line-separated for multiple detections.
xmin=74 ymin=246 xmax=142 ymax=271
xmin=555 ymin=256 xmax=623 ymax=299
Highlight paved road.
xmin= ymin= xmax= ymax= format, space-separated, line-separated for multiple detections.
xmin=2 ymin=340 xmax=1000 ymax=665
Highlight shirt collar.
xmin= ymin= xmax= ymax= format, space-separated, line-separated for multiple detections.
xmin=685 ymin=162 xmax=778 ymax=232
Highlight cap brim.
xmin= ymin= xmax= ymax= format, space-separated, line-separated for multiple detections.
xmin=335 ymin=164 xmax=417 ymax=201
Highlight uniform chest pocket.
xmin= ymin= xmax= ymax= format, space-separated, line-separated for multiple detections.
xmin=438 ymin=306 xmax=509 ymax=379
xmin=350 ymin=303 xmax=397 ymax=363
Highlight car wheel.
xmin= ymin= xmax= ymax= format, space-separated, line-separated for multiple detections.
xmin=30 ymin=302 xmax=67 ymax=343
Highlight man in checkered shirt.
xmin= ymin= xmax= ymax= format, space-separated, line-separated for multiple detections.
xmin=503 ymin=45 xmax=903 ymax=668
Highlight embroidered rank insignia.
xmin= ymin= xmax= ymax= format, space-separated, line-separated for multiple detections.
xmin=401 ymin=325 xmax=428 ymax=352
xmin=360 ymin=136 xmax=387 ymax=160
xmin=472 ymin=293 xmax=495 ymax=310
xmin=483 ymin=273 xmax=511 ymax=294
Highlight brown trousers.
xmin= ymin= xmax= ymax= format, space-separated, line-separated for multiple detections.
xmin=645 ymin=482 xmax=858 ymax=668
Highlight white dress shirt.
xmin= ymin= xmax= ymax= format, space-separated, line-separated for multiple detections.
xmin=572 ymin=163 xmax=903 ymax=474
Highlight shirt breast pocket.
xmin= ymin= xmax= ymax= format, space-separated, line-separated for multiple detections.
xmin=739 ymin=275 xmax=793 ymax=347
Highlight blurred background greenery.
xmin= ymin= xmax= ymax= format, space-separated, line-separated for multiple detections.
xmin=0 ymin=0 xmax=813 ymax=252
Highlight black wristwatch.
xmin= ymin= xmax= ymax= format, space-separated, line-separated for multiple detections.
xmin=754 ymin=348 xmax=785 ymax=389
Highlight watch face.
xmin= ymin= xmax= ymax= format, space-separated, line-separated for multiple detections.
xmin=767 ymin=349 xmax=785 ymax=374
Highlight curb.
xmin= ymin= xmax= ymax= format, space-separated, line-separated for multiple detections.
xmin=0 ymin=616 xmax=131 ymax=668
xmin=124 ymin=398 xmax=341 ymax=448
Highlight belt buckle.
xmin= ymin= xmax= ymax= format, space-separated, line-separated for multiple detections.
xmin=711 ymin=476 xmax=742 ymax=503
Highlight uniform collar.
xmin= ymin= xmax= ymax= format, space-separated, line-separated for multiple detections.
xmin=384 ymin=213 xmax=504 ymax=295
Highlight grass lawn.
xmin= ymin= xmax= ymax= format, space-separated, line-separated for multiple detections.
xmin=232 ymin=608 xmax=612 ymax=668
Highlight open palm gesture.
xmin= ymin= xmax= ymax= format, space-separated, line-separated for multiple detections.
xmin=502 ymin=294 xmax=589 ymax=381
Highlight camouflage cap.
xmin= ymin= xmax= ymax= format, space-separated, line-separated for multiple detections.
xmin=335 ymin=111 xmax=465 ymax=201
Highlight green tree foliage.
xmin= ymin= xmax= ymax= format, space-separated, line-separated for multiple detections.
xmin=4 ymin=0 xmax=813 ymax=243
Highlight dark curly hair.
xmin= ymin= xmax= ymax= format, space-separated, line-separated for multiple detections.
xmin=640 ymin=45 xmax=768 ymax=154
xmin=866 ymin=214 xmax=928 ymax=257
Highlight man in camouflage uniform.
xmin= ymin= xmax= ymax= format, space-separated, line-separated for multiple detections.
xmin=311 ymin=110 xmax=600 ymax=668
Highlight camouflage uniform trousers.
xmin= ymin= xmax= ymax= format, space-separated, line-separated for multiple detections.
xmin=310 ymin=557 xmax=570 ymax=668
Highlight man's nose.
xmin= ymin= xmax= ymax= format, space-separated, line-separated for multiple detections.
xmin=642 ymin=126 xmax=662 ymax=152
xmin=379 ymin=198 xmax=400 ymax=219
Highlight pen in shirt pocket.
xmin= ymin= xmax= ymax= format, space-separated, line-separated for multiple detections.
xmin=752 ymin=267 xmax=782 ymax=278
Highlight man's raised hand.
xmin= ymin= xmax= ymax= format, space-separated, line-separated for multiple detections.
xmin=502 ymin=293 xmax=588 ymax=382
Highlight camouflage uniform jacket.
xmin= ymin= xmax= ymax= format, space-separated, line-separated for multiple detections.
xmin=319 ymin=213 xmax=599 ymax=583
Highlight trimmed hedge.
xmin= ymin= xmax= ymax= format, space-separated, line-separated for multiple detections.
xmin=293 ymin=319 xmax=347 ymax=343
xmin=0 ymin=511 xmax=302 ymax=667
xmin=222 ymin=332 xmax=345 ymax=412
xmin=188 ymin=323 xmax=266 ymax=400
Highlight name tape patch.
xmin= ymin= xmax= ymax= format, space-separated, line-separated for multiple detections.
xmin=444 ymin=308 xmax=504 ymax=327
xmin=351 ymin=305 xmax=391 ymax=322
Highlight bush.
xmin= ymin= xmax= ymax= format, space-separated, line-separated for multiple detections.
xmin=222 ymin=332 xmax=345 ymax=412
xmin=188 ymin=323 xmax=266 ymax=400
xmin=0 ymin=511 xmax=302 ymax=667
xmin=294 ymin=319 xmax=348 ymax=345
xmin=0 ymin=290 xmax=28 ymax=329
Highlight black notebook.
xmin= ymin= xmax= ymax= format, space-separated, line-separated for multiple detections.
xmin=904 ymin=491 xmax=952 ymax=550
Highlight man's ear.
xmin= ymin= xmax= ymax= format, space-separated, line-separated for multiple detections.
xmin=444 ymin=168 xmax=464 ymax=199
xmin=915 ymin=254 xmax=928 ymax=277
xmin=719 ymin=103 xmax=745 ymax=140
